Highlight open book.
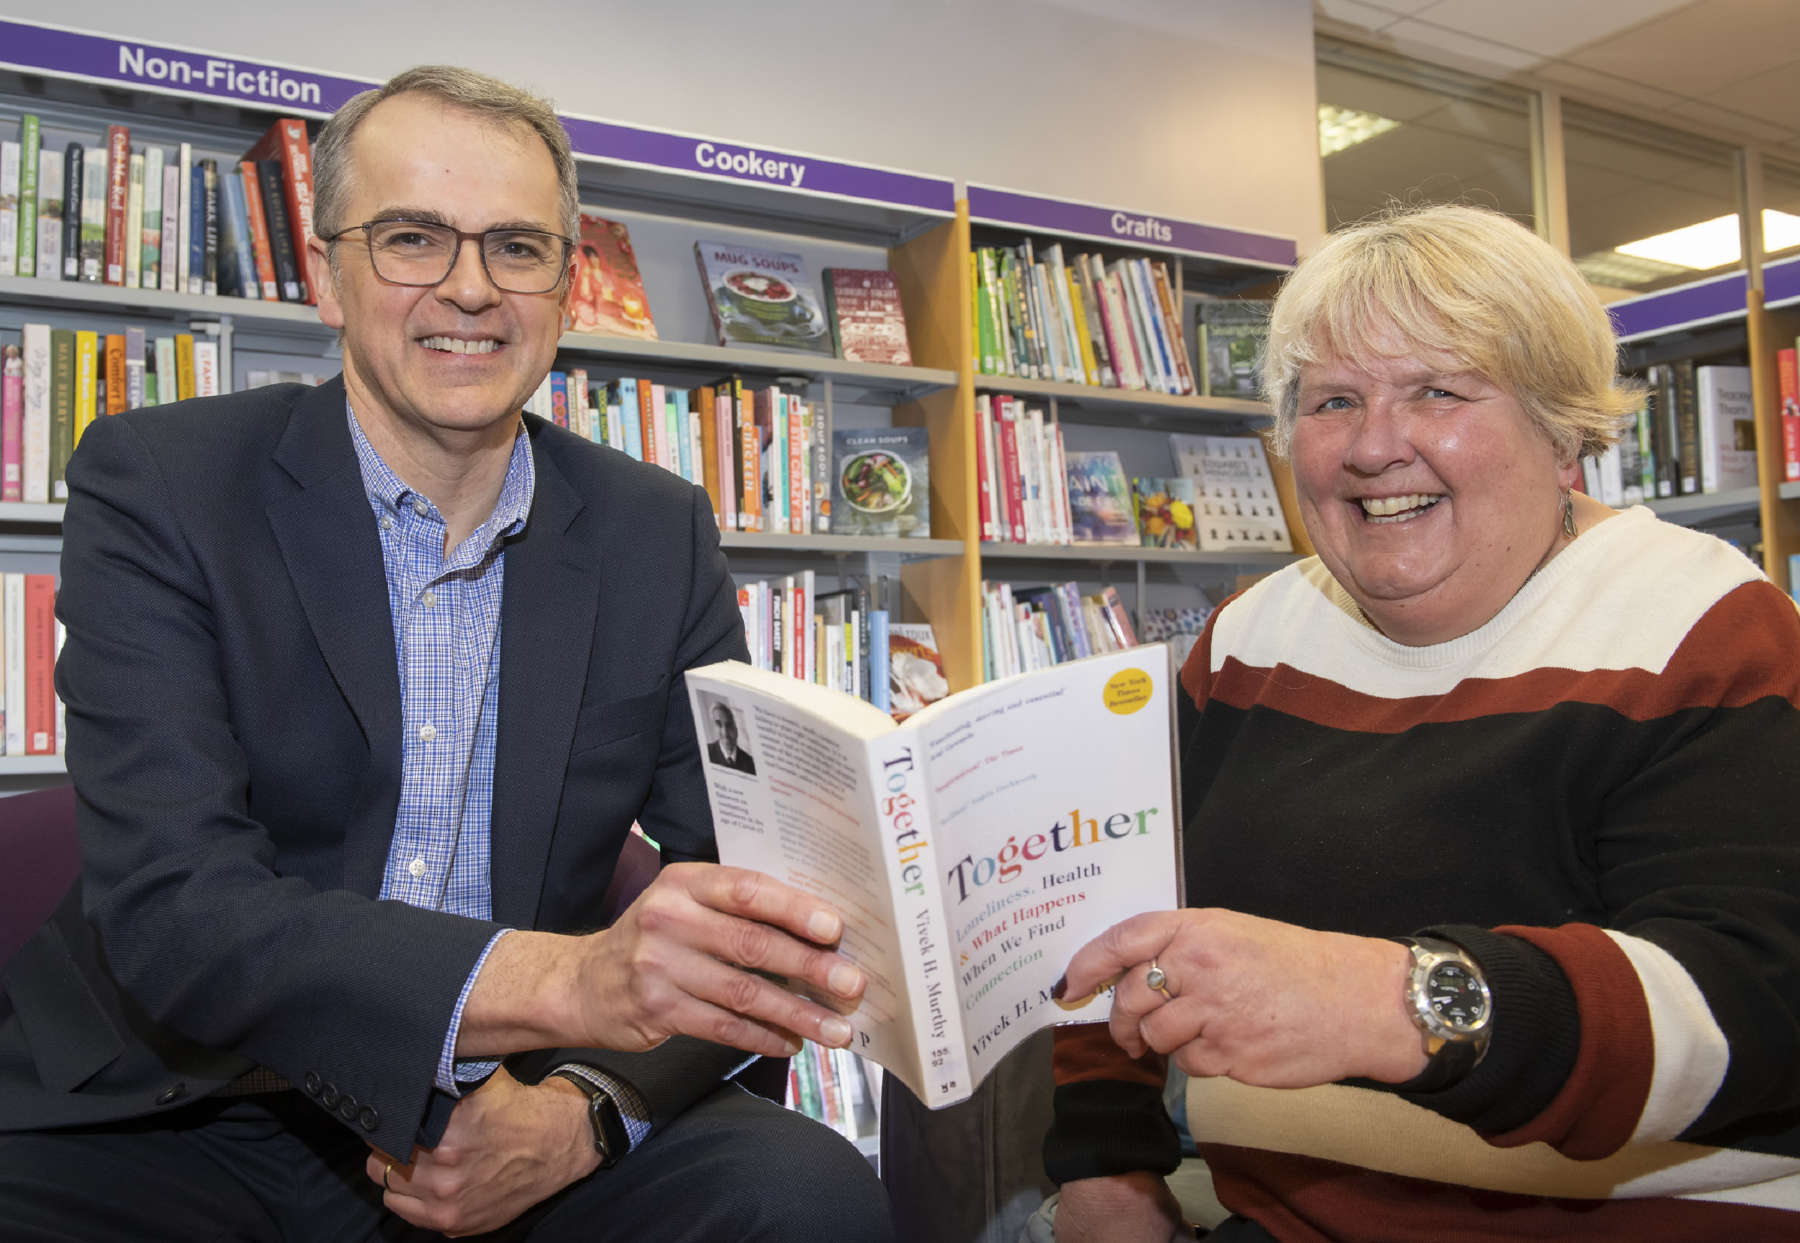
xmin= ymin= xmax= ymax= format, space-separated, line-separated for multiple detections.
xmin=687 ymin=645 xmax=1180 ymax=1108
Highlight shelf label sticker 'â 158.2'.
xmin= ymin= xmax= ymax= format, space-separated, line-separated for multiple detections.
xmin=0 ymin=17 xmax=959 ymax=217
xmin=966 ymin=184 xmax=1297 ymax=271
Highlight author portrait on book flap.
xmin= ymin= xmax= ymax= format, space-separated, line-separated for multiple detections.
xmin=1044 ymin=204 xmax=1800 ymax=1243
xmin=1 ymin=63 xmax=892 ymax=1243
xmin=701 ymin=695 xmax=757 ymax=775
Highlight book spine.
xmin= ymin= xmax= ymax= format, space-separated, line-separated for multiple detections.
xmin=788 ymin=393 xmax=805 ymax=535
xmin=175 ymin=143 xmax=192 ymax=293
xmin=73 ymin=331 xmax=98 ymax=448
xmin=671 ymin=388 xmax=692 ymax=480
xmin=158 ymin=160 xmax=179 ymax=292
xmin=237 ymin=160 xmax=280 ymax=299
xmin=35 ymin=147 xmax=61 ymax=282
xmin=47 ymin=329 xmax=75 ymax=500
xmin=224 ymin=168 xmax=260 ymax=299
xmin=1151 ymin=263 xmax=1196 ymax=395
xmin=812 ymin=396 xmax=832 ymax=534
xmin=103 ymin=126 xmax=129 ymax=284
xmin=124 ymin=152 xmax=144 ymax=288
xmin=739 ymin=390 xmax=761 ymax=531
xmin=22 ymin=574 xmax=55 ymax=754
xmin=79 ymin=146 xmax=107 ymax=281
xmin=16 ymin=115 xmax=39 ymax=277
xmin=548 ymin=371 xmax=569 ymax=429
xmin=1 ymin=346 xmax=20 ymax=501
xmin=245 ymin=121 xmax=313 ymax=302
xmin=201 ymin=160 xmax=220 ymax=296
xmin=255 ymin=159 xmax=303 ymax=301
xmin=103 ymin=333 xmax=126 ymax=417
xmin=2 ymin=573 xmax=22 ymax=754
xmin=1048 ymin=423 xmax=1072 ymax=545
xmin=717 ymin=390 xmax=737 ymax=531
xmin=193 ymin=338 xmax=219 ymax=397
xmin=974 ymin=395 xmax=996 ymax=542
xmin=998 ymin=397 xmax=1026 ymax=543
xmin=125 ymin=327 xmax=146 ymax=412
xmin=60 ymin=143 xmax=82 ymax=279
xmin=1673 ymin=358 xmax=1700 ymax=495
xmin=868 ymin=608 xmax=890 ymax=713
xmin=20 ymin=324 xmax=50 ymax=503
xmin=1780 ymin=349 xmax=1800 ymax=483
xmin=0 ymin=141 xmax=18 ymax=278
xmin=140 ymin=145 xmax=164 ymax=289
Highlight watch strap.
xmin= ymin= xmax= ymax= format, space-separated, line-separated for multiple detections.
xmin=549 ymin=1067 xmax=629 ymax=1168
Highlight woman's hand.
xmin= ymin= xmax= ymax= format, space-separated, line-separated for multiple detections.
xmin=1059 ymin=908 xmax=1429 ymax=1088
xmin=1054 ymin=1172 xmax=1190 ymax=1243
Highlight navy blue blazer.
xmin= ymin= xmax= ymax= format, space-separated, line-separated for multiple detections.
xmin=0 ymin=376 xmax=753 ymax=1157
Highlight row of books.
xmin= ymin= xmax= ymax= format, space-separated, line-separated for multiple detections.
xmin=1 ymin=325 xmax=224 ymax=504
xmin=0 ymin=573 xmax=61 ymax=757
xmin=694 ymin=240 xmax=912 ymax=364
xmin=971 ymin=242 xmax=1195 ymax=395
xmin=981 ymin=580 xmax=1138 ymax=682
xmin=1584 ymin=363 xmax=1757 ymax=507
xmin=1777 ymin=346 xmax=1800 ymax=485
xmin=976 ymin=403 xmax=1293 ymax=552
xmin=525 ymin=369 xmax=932 ymax=539
xmin=0 ymin=113 xmax=313 ymax=304
xmin=786 ymin=1039 xmax=880 ymax=1143
xmin=734 ymin=571 xmax=951 ymax=723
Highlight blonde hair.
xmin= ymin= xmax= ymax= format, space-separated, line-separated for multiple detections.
xmin=312 ymin=64 xmax=579 ymax=242
xmin=1260 ymin=204 xmax=1641 ymax=462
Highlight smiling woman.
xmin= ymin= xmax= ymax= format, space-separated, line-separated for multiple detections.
xmin=1045 ymin=203 xmax=1800 ymax=1243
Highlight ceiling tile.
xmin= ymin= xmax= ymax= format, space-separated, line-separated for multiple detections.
xmin=1528 ymin=60 xmax=1689 ymax=118
xmin=1701 ymin=61 xmax=1800 ymax=138
xmin=1564 ymin=0 xmax=1800 ymax=99
xmin=1381 ymin=18 xmax=1549 ymax=73
xmin=1402 ymin=0 xmax=1692 ymax=59
xmin=1314 ymin=0 xmax=1408 ymax=33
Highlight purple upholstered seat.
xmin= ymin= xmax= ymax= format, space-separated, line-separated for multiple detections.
xmin=0 ymin=785 xmax=79 ymax=972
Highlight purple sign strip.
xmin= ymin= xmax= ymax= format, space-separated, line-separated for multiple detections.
xmin=1764 ymin=255 xmax=1800 ymax=308
xmin=1609 ymin=270 xmax=1747 ymax=339
xmin=559 ymin=116 xmax=953 ymax=216
xmin=967 ymin=184 xmax=1296 ymax=270
xmin=0 ymin=18 xmax=367 ymax=115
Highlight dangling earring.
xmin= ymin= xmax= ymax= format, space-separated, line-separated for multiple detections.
xmin=1561 ymin=488 xmax=1577 ymax=538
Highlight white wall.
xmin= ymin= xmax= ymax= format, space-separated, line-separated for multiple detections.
xmin=22 ymin=0 xmax=1325 ymax=253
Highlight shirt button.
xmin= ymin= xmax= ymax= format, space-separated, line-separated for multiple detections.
xmin=422 ymin=590 xmax=438 ymax=608
xmin=412 ymin=498 xmax=429 ymax=516
xmin=408 ymin=856 xmax=427 ymax=878
xmin=419 ymin=723 xmax=437 ymax=742
xmin=380 ymin=514 xmax=395 ymax=531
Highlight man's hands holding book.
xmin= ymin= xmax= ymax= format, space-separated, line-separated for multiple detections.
xmin=461 ymin=863 xmax=867 ymax=1060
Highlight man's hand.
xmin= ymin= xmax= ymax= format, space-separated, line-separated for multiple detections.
xmin=460 ymin=863 xmax=867 ymax=1061
xmin=1054 ymin=1172 xmax=1190 ymax=1243
xmin=369 ymin=1068 xmax=595 ymax=1237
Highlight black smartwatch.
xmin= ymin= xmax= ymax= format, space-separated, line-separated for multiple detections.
xmin=1394 ymin=936 xmax=1492 ymax=1092
xmin=549 ymin=1068 xmax=629 ymax=1168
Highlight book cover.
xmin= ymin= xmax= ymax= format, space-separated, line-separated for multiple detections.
xmin=694 ymin=240 xmax=832 ymax=355
xmin=1197 ymin=300 xmax=1269 ymax=398
xmin=1064 ymin=449 xmax=1138 ymax=545
xmin=1695 ymin=365 xmax=1758 ymax=494
xmin=832 ymin=426 xmax=931 ymax=538
xmin=1139 ymin=602 xmax=1214 ymax=668
xmin=823 ymin=268 xmax=913 ymax=365
xmin=569 ymin=213 xmax=657 ymax=339
xmin=244 ymin=119 xmax=313 ymax=302
xmin=686 ymin=644 xmax=1179 ymax=1109
xmin=1131 ymin=477 xmax=1198 ymax=549
xmin=887 ymin=621 xmax=948 ymax=722
xmin=1169 ymin=432 xmax=1294 ymax=552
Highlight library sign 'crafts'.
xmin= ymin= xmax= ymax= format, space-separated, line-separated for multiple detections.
xmin=968 ymin=184 xmax=1298 ymax=271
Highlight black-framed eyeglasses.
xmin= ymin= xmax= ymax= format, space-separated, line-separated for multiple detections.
xmin=324 ymin=219 xmax=574 ymax=294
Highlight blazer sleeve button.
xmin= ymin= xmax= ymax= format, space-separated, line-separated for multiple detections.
xmin=358 ymin=1105 xmax=380 ymax=1132
xmin=319 ymin=1083 xmax=339 ymax=1108
xmin=304 ymin=1071 xmax=322 ymax=1095
xmin=338 ymin=1094 xmax=359 ymax=1121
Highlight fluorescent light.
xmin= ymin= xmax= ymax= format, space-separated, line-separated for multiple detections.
xmin=1613 ymin=210 xmax=1800 ymax=271
xmin=1318 ymin=104 xmax=1400 ymax=157
xmin=1573 ymin=250 xmax=1687 ymax=289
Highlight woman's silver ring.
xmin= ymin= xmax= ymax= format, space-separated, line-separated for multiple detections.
xmin=1145 ymin=961 xmax=1172 ymax=1000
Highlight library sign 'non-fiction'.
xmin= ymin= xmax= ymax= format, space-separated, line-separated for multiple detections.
xmin=968 ymin=184 xmax=1296 ymax=271
xmin=0 ymin=18 xmax=364 ymax=114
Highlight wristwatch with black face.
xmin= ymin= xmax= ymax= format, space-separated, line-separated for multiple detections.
xmin=1394 ymin=936 xmax=1492 ymax=1092
xmin=549 ymin=1068 xmax=628 ymax=1168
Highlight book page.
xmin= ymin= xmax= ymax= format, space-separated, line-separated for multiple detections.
xmin=904 ymin=645 xmax=1180 ymax=1089
xmin=685 ymin=663 xmax=929 ymax=1094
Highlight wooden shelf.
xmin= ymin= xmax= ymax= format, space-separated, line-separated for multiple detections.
xmin=973 ymin=374 xmax=1268 ymax=422
xmin=980 ymin=541 xmax=1295 ymax=569
xmin=1782 ymin=482 xmax=1800 ymax=502
xmin=558 ymin=331 xmax=957 ymax=396
xmin=0 ymin=274 xmax=321 ymax=328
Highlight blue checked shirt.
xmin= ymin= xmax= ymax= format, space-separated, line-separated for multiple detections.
xmin=350 ymin=407 xmax=649 ymax=1146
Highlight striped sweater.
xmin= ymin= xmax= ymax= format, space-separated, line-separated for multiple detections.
xmin=1048 ymin=507 xmax=1800 ymax=1239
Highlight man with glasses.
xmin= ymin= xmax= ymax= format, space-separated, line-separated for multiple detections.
xmin=0 ymin=66 xmax=893 ymax=1242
